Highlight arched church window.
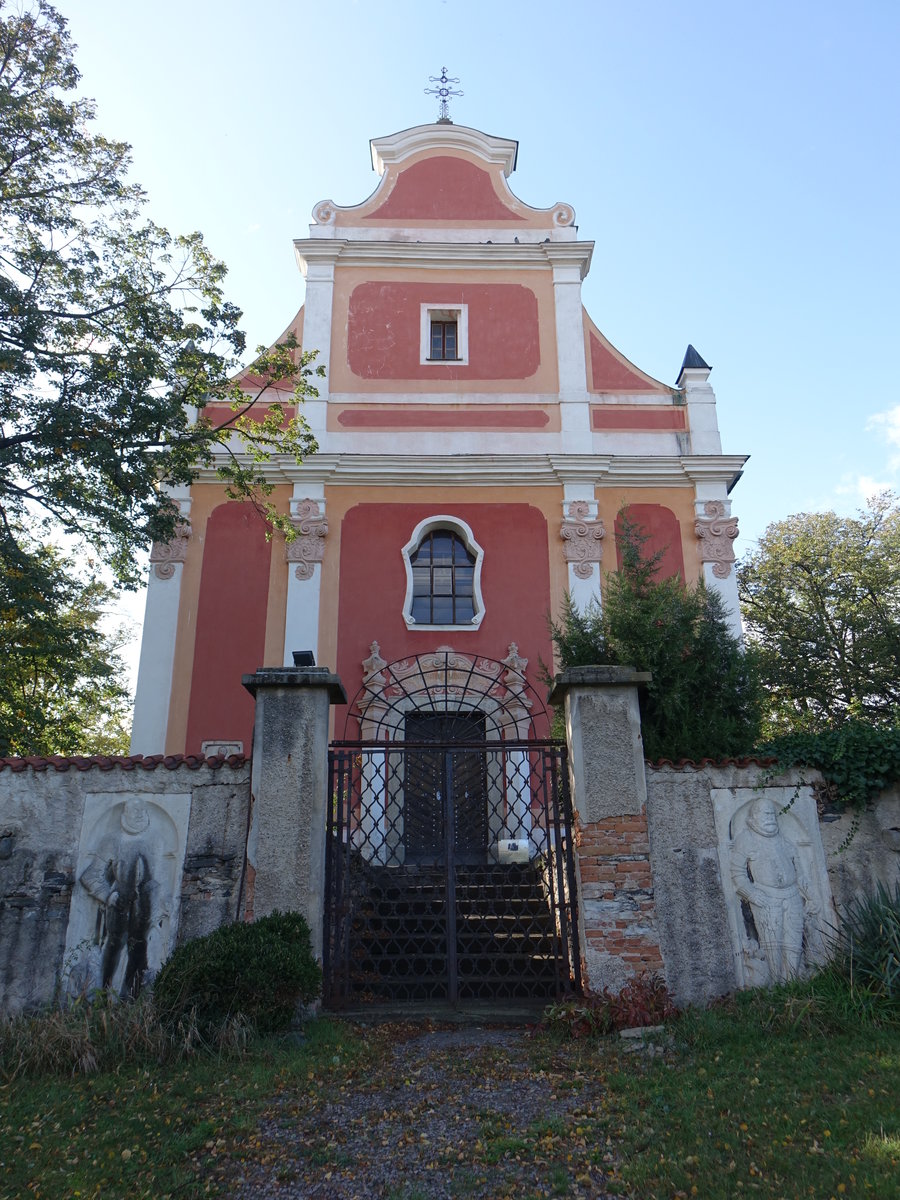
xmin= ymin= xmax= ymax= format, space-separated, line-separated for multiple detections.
xmin=410 ymin=530 xmax=474 ymax=624
xmin=401 ymin=516 xmax=485 ymax=630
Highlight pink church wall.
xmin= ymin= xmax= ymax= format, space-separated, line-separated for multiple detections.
xmin=614 ymin=504 xmax=685 ymax=583
xmin=346 ymin=282 xmax=540 ymax=381
xmin=368 ymin=157 xmax=526 ymax=222
xmin=335 ymin=503 xmax=553 ymax=735
xmin=184 ymin=503 xmax=273 ymax=755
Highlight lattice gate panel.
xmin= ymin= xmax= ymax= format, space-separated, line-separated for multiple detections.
xmin=323 ymin=740 xmax=580 ymax=1009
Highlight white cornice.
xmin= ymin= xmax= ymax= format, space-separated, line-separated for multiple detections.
xmin=191 ymin=452 xmax=748 ymax=491
xmin=370 ymin=124 xmax=519 ymax=176
xmin=293 ymin=238 xmax=594 ymax=275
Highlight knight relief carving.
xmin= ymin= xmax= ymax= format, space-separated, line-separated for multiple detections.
xmin=695 ymin=501 xmax=738 ymax=578
xmin=714 ymin=789 xmax=834 ymax=988
xmin=285 ymin=499 xmax=328 ymax=580
xmin=560 ymin=502 xmax=604 ymax=579
xmin=64 ymin=795 xmax=188 ymax=999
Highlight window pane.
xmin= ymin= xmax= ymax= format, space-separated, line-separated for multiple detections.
xmin=444 ymin=323 xmax=457 ymax=358
xmin=455 ymin=598 xmax=475 ymax=623
xmin=412 ymin=566 xmax=430 ymax=594
xmin=411 ymin=597 xmax=430 ymax=623
xmin=430 ymin=323 xmax=443 ymax=359
xmin=432 ymin=597 xmax=453 ymax=623
xmin=454 ymin=566 xmax=474 ymax=591
xmin=431 ymin=532 xmax=454 ymax=561
xmin=433 ymin=567 xmax=452 ymax=594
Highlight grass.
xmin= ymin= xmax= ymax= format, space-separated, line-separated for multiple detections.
xmin=0 ymin=1019 xmax=367 ymax=1200
xmin=596 ymin=990 xmax=900 ymax=1198
xmin=1 ymin=981 xmax=898 ymax=1199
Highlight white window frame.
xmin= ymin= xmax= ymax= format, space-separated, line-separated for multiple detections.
xmin=419 ymin=303 xmax=469 ymax=365
xmin=401 ymin=514 xmax=485 ymax=631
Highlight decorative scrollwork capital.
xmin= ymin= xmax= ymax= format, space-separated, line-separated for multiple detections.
xmin=285 ymin=500 xmax=328 ymax=581
xmin=560 ymin=502 xmax=604 ymax=578
xmin=695 ymin=500 xmax=738 ymax=578
xmin=150 ymin=522 xmax=191 ymax=581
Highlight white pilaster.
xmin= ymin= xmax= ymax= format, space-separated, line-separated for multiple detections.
xmin=546 ymin=244 xmax=593 ymax=454
xmin=282 ymin=483 xmax=327 ymax=666
xmin=561 ymin=483 xmax=603 ymax=612
xmin=293 ymin=240 xmax=346 ymax=405
xmin=129 ymin=489 xmax=192 ymax=755
xmin=681 ymin=365 xmax=722 ymax=454
xmin=693 ymin=486 xmax=742 ymax=641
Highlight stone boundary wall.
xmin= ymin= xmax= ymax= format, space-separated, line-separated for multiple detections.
xmin=575 ymin=811 xmax=664 ymax=994
xmin=817 ymin=787 xmax=900 ymax=913
xmin=0 ymin=755 xmax=251 ymax=1013
xmin=641 ymin=762 xmax=900 ymax=1009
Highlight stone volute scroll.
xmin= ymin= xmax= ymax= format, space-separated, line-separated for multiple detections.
xmin=149 ymin=522 xmax=191 ymax=580
xmin=695 ymin=500 xmax=738 ymax=578
xmin=560 ymin=501 xmax=605 ymax=579
xmin=285 ymin=498 xmax=328 ymax=580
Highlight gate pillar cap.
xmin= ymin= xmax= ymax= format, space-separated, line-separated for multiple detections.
xmin=548 ymin=665 xmax=651 ymax=705
xmin=242 ymin=667 xmax=347 ymax=704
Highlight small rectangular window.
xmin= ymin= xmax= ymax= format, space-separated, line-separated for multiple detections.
xmin=429 ymin=320 xmax=458 ymax=361
xmin=420 ymin=304 xmax=468 ymax=366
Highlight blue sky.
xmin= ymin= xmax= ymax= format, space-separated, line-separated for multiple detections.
xmin=57 ymin=0 xmax=899 ymax=558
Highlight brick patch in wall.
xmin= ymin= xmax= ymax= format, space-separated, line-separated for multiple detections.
xmin=575 ymin=810 xmax=664 ymax=977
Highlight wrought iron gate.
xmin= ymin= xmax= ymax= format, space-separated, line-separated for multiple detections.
xmin=323 ymin=738 xmax=580 ymax=1008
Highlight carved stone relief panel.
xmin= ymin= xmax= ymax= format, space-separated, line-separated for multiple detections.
xmin=713 ymin=787 xmax=836 ymax=988
xmin=63 ymin=793 xmax=190 ymax=999
xmin=285 ymin=499 xmax=328 ymax=580
xmin=149 ymin=522 xmax=191 ymax=580
xmin=200 ymin=740 xmax=244 ymax=758
xmin=695 ymin=501 xmax=738 ymax=578
xmin=560 ymin=501 xmax=605 ymax=579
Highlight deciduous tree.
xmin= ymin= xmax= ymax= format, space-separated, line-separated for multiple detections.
xmin=738 ymin=494 xmax=900 ymax=734
xmin=0 ymin=1 xmax=318 ymax=589
xmin=0 ymin=542 xmax=131 ymax=755
xmin=0 ymin=3 xmax=320 ymax=752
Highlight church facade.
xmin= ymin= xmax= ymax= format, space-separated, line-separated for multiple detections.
xmin=130 ymin=120 xmax=745 ymax=758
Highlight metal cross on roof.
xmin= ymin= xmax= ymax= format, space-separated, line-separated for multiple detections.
xmin=424 ymin=68 xmax=463 ymax=124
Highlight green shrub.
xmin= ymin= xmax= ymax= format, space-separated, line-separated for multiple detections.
xmin=831 ymin=880 xmax=900 ymax=1000
xmin=153 ymin=911 xmax=321 ymax=1035
xmin=548 ymin=516 xmax=762 ymax=762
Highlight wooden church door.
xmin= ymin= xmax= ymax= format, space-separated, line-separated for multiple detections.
xmin=403 ymin=711 xmax=488 ymax=865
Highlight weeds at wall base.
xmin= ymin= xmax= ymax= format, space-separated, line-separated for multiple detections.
xmin=0 ymin=992 xmax=256 ymax=1082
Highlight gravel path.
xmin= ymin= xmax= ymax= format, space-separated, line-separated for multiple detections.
xmin=228 ymin=1024 xmax=623 ymax=1199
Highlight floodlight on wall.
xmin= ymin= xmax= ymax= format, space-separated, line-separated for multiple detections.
xmin=292 ymin=651 xmax=316 ymax=667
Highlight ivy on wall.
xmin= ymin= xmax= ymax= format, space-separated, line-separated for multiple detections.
xmin=758 ymin=721 xmax=900 ymax=812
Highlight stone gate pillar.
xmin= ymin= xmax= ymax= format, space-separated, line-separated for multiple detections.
xmin=548 ymin=666 xmax=664 ymax=993
xmin=242 ymin=665 xmax=347 ymax=959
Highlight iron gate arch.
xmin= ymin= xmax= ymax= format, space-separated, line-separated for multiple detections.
xmin=324 ymin=651 xmax=581 ymax=1008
